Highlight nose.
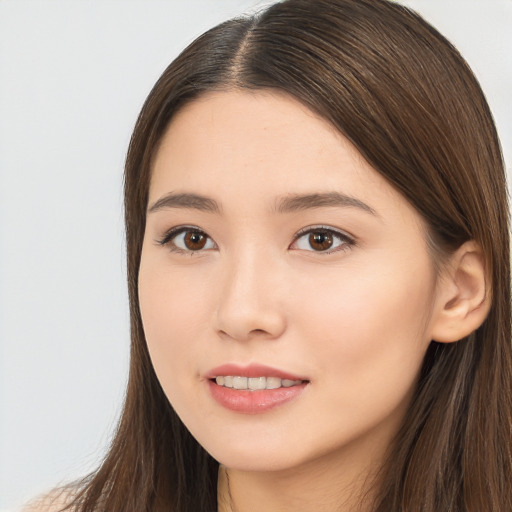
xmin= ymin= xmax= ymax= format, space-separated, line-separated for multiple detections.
xmin=214 ymin=248 xmax=287 ymax=342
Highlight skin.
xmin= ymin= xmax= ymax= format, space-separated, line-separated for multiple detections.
xmin=138 ymin=90 xmax=447 ymax=512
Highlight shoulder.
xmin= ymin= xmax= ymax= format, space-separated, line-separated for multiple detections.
xmin=21 ymin=488 xmax=75 ymax=512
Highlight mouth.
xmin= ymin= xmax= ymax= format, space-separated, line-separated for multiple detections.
xmin=212 ymin=376 xmax=305 ymax=390
xmin=205 ymin=364 xmax=309 ymax=414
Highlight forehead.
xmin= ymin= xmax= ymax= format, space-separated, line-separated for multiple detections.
xmin=154 ymin=91 xmax=369 ymax=187
xmin=149 ymin=89 xmax=416 ymax=226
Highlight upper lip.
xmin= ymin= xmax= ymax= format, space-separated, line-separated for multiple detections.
xmin=205 ymin=363 xmax=307 ymax=381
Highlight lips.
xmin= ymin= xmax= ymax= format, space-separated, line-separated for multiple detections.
xmin=205 ymin=363 xmax=309 ymax=414
xmin=206 ymin=363 xmax=307 ymax=381
xmin=215 ymin=375 xmax=303 ymax=390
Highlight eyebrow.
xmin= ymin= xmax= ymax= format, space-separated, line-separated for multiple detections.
xmin=147 ymin=191 xmax=376 ymax=216
xmin=273 ymin=192 xmax=376 ymax=216
xmin=148 ymin=193 xmax=222 ymax=214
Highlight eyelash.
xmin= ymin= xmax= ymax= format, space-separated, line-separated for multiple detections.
xmin=157 ymin=226 xmax=214 ymax=255
xmin=292 ymin=225 xmax=355 ymax=254
xmin=157 ymin=225 xmax=355 ymax=256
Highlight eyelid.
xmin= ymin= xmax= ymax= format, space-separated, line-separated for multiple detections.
xmin=156 ymin=225 xmax=217 ymax=253
xmin=290 ymin=225 xmax=355 ymax=254
xmin=156 ymin=224 xmax=355 ymax=255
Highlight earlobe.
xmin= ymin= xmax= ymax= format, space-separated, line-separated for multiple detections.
xmin=430 ymin=241 xmax=491 ymax=343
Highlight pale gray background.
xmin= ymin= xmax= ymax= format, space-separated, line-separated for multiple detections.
xmin=1 ymin=1 xmax=511 ymax=510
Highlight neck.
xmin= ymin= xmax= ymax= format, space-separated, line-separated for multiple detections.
xmin=217 ymin=450 xmax=381 ymax=512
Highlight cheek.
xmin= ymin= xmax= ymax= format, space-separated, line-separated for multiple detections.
xmin=138 ymin=259 xmax=208 ymax=381
xmin=291 ymin=256 xmax=435 ymax=411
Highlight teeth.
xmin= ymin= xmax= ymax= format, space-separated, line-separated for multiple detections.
xmin=248 ymin=377 xmax=266 ymax=390
xmin=233 ymin=376 xmax=248 ymax=389
xmin=214 ymin=376 xmax=302 ymax=390
xmin=266 ymin=377 xmax=281 ymax=389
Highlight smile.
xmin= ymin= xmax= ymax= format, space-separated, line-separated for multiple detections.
xmin=214 ymin=376 xmax=304 ymax=390
xmin=206 ymin=364 xmax=309 ymax=413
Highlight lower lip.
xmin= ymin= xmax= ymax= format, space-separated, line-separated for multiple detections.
xmin=207 ymin=380 xmax=308 ymax=414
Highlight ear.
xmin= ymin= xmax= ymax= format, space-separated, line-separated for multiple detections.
xmin=430 ymin=241 xmax=491 ymax=343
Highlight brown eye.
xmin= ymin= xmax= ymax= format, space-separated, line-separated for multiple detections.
xmin=308 ymin=231 xmax=333 ymax=251
xmin=184 ymin=231 xmax=207 ymax=250
xmin=291 ymin=226 xmax=353 ymax=254
xmin=160 ymin=227 xmax=216 ymax=253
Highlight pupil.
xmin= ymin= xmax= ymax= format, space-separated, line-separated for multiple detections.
xmin=309 ymin=231 xmax=333 ymax=250
xmin=185 ymin=231 xmax=206 ymax=250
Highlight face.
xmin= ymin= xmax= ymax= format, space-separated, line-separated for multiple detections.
xmin=139 ymin=90 xmax=440 ymax=475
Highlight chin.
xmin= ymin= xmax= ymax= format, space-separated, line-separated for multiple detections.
xmin=200 ymin=435 xmax=306 ymax=472
xmin=215 ymin=451 xmax=302 ymax=473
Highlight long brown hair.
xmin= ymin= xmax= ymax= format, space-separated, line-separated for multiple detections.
xmin=65 ymin=0 xmax=511 ymax=510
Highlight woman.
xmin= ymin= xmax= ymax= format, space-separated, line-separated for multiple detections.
xmin=32 ymin=0 xmax=511 ymax=510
